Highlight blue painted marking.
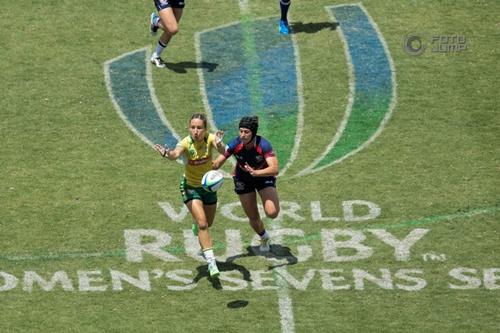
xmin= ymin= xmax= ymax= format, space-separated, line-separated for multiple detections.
xmin=311 ymin=4 xmax=395 ymax=170
xmin=107 ymin=49 xmax=178 ymax=147
xmin=255 ymin=21 xmax=297 ymax=113
xmin=104 ymin=5 xmax=394 ymax=176
xmin=199 ymin=23 xmax=252 ymax=130
xmin=334 ymin=6 xmax=391 ymax=96
xmin=199 ymin=18 xmax=299 ymax=166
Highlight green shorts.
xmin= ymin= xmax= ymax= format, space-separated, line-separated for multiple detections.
xmin=179 ymin=176 xmax=217 ymax=205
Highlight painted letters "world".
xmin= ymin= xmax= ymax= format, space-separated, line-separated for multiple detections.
xmin=158 ymin=200 xmax=381 ymax=223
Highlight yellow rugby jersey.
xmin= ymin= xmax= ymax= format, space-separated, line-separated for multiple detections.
xmin=177 ymin=133 xmax=215 ymax=187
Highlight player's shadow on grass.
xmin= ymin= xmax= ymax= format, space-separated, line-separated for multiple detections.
xmin=291 ymin=21 xmax=339 ymax=34
xmin=193 ymin=260 xmax=252 ymax=290
xmin=193 ymin=244 xmax=298 ymax=290
xmin=165 ymin=61 xmax=218 ymax=73
xmin=227 ymin=244 xmax=298 ymax=270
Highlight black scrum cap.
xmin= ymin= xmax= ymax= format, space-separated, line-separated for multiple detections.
xmin=239 ymin=116 xmax=259 ymax=138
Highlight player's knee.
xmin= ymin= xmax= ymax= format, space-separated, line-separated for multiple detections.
xmin=166 ymin=25 xmax=179 ymax=35
xmin=264 ymin=202 xmax=280 ymax=219
xmin=265 ymin=208 xmax=279 ymax=219
xmin=198 ymin=222 xmax=208 ymax=230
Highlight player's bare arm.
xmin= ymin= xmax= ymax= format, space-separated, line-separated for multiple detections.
xmin=154 ymin=143 xmax=184 ymax=160
xmin=244 ymin=156 xmax=279 ymax=177
xmin=212 ymin=154 xmax=227 ymax=170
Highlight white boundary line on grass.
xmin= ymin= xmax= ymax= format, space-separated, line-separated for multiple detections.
xmin=280 ymin=34 xmax=305 ymax=177
xmin=270 ymin=223 xmax=296 ymax=333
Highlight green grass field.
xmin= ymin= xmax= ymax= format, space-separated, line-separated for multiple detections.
xmin=1 ymin=0 xmax=499 ymax=332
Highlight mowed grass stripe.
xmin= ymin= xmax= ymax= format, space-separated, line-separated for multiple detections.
xmin=1 ymin=205 xmax=497 ymax=262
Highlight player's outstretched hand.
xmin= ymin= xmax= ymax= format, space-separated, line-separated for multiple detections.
xmin=154 ymin=144 xmax=170 ymax=157
xmin=215 ymin=130 xmax=224 ymax=146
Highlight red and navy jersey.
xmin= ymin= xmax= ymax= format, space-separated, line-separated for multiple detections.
xmin=224 ymin=135 xmax=275 ymax=177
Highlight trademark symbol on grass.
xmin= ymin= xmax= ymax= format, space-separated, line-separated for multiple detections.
xmin=422 ymin=252 xmax=447 ymax=262
xmin=151 ymin=269 xmax=164 ymax=279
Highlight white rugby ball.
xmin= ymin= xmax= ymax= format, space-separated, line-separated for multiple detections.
xmin=201 ymin=170 xmax=224 ymax=192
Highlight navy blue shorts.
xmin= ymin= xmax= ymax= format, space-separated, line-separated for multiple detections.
xmin=154 ymin=0 xmax=185 ymax=11
xmin=233 ymin=176 xmax=276 ymax=195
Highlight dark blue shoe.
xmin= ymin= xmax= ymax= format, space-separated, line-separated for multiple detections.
xmin=279 ymin=19 xmax=290 ymax=35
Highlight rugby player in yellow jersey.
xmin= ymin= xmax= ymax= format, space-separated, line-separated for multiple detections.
xmin=154 ymin=113 xmax=225 ymax=278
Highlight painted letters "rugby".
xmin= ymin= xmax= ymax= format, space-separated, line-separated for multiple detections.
xmin=123 ymin=228 xmax=428 ymax=263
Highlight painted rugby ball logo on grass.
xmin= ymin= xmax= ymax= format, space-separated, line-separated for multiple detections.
xmin=104 ymin=3 xmax=396 ymax=177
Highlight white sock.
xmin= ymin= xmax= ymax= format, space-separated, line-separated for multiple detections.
xmin=155 ymin=41 xmax=167 ymax=57
xmin=203 ymin=248 xmax=216 ymax=265
xmin=260 ymin=230 xmax=270 ymax=240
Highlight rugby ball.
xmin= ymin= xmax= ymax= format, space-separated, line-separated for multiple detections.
xmin=201 ymin=170 xmax=224 ymax=192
